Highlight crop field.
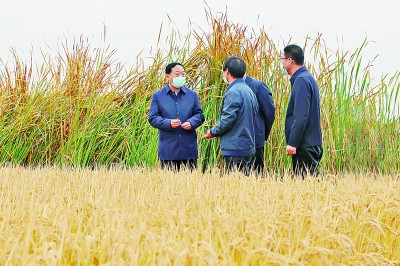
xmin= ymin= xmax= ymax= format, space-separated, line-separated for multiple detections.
xmin=0 ymin=166 xmax=399 ymax=265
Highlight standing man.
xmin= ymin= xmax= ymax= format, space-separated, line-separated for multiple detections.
xmin=148 ymin=62 xmax=205 ymax=171
xmin=244 ymin=73 xmax=275 ymax=175
xmin=204 ymin=56 xmax=259 ymax=175
xmin=280 ymin=44 xmax=323 ymax=177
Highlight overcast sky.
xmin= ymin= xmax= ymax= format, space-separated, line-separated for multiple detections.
xmin=1 ymin=0 xmax=399 ymax=80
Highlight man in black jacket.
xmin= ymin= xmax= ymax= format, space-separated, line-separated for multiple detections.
xmin=244 ymin=74 xmax=275 ymax=175
xmin=280 ymin=44 xmax=323 ymax=178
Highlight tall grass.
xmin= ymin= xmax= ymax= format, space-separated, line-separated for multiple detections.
xmin=0 ymin=11 xmax=398 ymax=173
xmin=0 ymin=166 xmax=399 ymax=264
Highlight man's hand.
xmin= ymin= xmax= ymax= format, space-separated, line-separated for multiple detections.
xmin=170 ymin=118 xmax=181 ymax=128
xmin=203 ymin=130 xmax=214 ymax=139
xmin=286 ymin=145 xmax=296 ymax=156
xmin=181 ymin=121 xmax=192 ymax=130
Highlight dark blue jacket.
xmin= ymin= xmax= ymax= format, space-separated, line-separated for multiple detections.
xmin=285 ymin=66 xmax=322 ymax=148
xmin=210 ymin=78 xmax=259 ymax=156
xmin=148 ymin=84 xmax=205 ymax=160
xmin=245 ymin=76 xmax=275 ymax=148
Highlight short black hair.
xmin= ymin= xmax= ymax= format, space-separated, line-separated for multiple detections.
xmin=283 ymin=44 xmax=304 ymax=65
xmin=165 ymin=62 xmax=184 ymax=74
xmin=222 ymin=56 xmax=246 ymax=78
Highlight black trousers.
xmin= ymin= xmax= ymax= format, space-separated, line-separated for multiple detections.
xmin=224 ymin=155 xmax=254 ymax=176
xmin=160 ymin=159 xmax=197 ymax=172
xmin=252 ymin=147 xmax=265 ymax=175
xmin=292 ymin=145 xmax=323 ymax=178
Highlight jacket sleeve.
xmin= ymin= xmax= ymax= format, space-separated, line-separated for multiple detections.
xmin=288 ymin=78 xmax=310 ymax=147
xmin=186 ymin=92 xmax=205 ymax=129
xmin=148 ymin=93 xmax=173 ymax=130
xmin=257 ymin=82 xmax=275 ymax=141
xmin=210 ymin=92 xmax=239 ymax=137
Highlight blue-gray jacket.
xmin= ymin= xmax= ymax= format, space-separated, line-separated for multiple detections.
xmin=285 ymin=66 xmax=322 ymax=148
xmin=210 ymin=78 xmax=259 ymax=156
xmin=245 ymin=76 xmax=275 ymax=148
xmin=148 ymin=84 xmax=205 ymax=160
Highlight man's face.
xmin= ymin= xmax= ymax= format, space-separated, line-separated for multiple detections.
xmin=167 ymin=65 xmax=185 ymax=83
xmin=222 ymin=68 xmax=230 ymax=84
xmin=280 ymin=52 xmax=292 ymax=72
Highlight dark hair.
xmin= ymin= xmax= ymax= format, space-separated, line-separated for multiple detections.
xmin=222 ymin=56 xmax=246 ymax=78
xmin=283 ymin=44 xmax=304 ymax=65
xmin=165 ymin=62 xmax=184 ymax=74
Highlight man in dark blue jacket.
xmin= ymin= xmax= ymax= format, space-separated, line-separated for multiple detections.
xmin=148 ymin=62 xmax=205 ymax=171
xmin=244 ymin=74 xmax=275 ymax=175
xmin=204 ymin=56 xmax=259 ymax=175
xmin=280 ymin=44 xmax=323 ymax=177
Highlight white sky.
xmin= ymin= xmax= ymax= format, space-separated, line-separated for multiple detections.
xmin=1 ymin=0 xmax=399 ymax=81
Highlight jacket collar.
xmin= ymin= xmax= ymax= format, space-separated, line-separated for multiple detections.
xmin=163 ymin=84 xmax=188 ymax=94
xmin=290 ymin=66 xmax=307 ymax=85
xmin=244 ymin=75 xmax=254 ymax=87
xmin=226 ymin=77 xmax=245 ymax=91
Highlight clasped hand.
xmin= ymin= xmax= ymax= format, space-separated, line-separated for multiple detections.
xmin=171 ymin=119 xmax=192 ymax=130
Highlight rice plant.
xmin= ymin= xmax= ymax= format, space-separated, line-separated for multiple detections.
xmin=0 ymin=10 xmax=398 ymax=173
xmin=0 ymin=166 xmax=398 ymax=264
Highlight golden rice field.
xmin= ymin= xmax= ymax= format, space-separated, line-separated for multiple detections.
xmin=0 ymin=166 xmax=399 ymax=265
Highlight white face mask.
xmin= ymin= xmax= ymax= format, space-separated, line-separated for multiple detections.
xmin=172 ymin=77 xmax=185 ymax=88
xmin=222 ymin=70 xmax=229 ymax=84
xmin=280 ymin=62 xmax=288 ymax=75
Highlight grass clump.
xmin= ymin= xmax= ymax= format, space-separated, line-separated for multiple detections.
xmin=0 ymin=10 xmax=398 ymax=173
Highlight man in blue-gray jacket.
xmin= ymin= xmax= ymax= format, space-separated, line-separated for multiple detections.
xmin=280 ymin=44 xmax=323 ymax=177
xmin=204 ymin=56 xmax=259 ymax=175
xmin=148 ymin=62 xmax=205 ymax=171
xmin=244 ymin=74 xmax=275 ymax=175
